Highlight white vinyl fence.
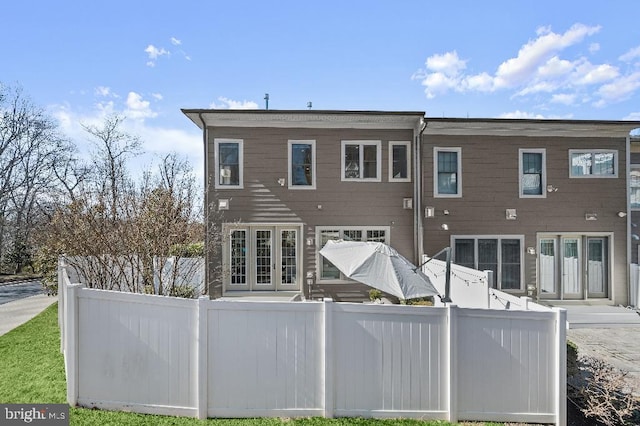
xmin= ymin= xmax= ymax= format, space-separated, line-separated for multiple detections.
xmin=422 ymin=255 xmax=552 ymax=311
xmin=59 ymin=263 xmax=566 ymax=425
xmin=630 ymin=264 xmax=640 ymax=308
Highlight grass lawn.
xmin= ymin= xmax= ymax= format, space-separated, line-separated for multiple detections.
xmin=0 ymin=303 xmax=502 ymax=426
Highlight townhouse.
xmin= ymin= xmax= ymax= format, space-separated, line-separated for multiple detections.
xmin=182 ymin=109 xmax=640 ymax=305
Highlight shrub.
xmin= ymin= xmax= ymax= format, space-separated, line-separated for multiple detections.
xmin=169 ymin=242 xmax=204 ymax=258
xmin=369 ymin=289 xmax=382 ymax=302
xmin=568 ymin=355 xmax=640 ymax=426
xmin=169 ymin=284 xmax=196 ymax=299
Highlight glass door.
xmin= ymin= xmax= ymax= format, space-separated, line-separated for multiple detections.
xmin=277 ymin=229 xmax=299 ymax=290
xmin=539 ymin=238 xmax=558 ymax=298
xmin=561 ymin=237 xmax=582 ymax=299
xmin=587 ymin=237 xmax=607 ymax=298
xmin=253 ymin=229 xmax=274 ymax=290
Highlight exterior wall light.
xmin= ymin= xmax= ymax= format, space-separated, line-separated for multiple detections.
xmin=618 ymin=211 xmax=627 ymax=218
xmin=218 ymin=199 xmax=229 ymax=211
xmin=441 ymin=224 xmax=449 ymax=230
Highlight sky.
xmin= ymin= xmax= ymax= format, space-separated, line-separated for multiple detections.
xmin=3 ymin=1 xmax=640 ymax=179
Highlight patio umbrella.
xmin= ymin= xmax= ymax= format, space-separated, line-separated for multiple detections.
xmin=319 ymin=240 xmax=440 ymax=300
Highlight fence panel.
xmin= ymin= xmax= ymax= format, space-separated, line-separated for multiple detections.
xmin=456 ymin=309 xmax=557 ymax=424
xmin=332 ymin=304 xmax=448 ymax=418
xmin=75 ymin=289 xmax=198 ymax=417
xmin=206 ymin=300 xmax=325 ymax=417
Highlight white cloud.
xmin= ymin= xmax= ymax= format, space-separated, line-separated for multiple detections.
xmin=497 ymin=110 xmax=546 ymax=119
xmin=125 ymin=92 xmax=158 ymax=120
xmin=151 ymin=93 xmax=163 ymax=100
xmin=413 ymin=23 xmax=640 ymax=113
xmin=426 ymin=51 xmax=466 ymax=75
xmin=95 ymin=86 xmax=115 ymax=97
xmin=170 ymin=37 xmax=182 ymax=46
xmin=550 ymin=93 xmax=576 ymax=105
xmin=594 ymin=71 xmax=640 ymax=107
xmin=494 ymin=24 xmax=600 ymax=89
xmin=624 ymin=112 xmax=640 ymax=120
xmin=210 ymin=96 xmax=259 ymax=109
xmin=620 ymin=46 xmax=640 ymax=62
xmin=145 ymin=44 xmax=170 ymax=67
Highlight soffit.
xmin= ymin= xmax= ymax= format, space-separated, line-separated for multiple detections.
xmin=182 ymin=109 xmax=425 ymax=130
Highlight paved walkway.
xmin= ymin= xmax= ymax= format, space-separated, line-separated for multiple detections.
xmin=0 ymin=294 xmax=57 ymax=337
xmin=555 ymin=304 xmax=640 ymax=393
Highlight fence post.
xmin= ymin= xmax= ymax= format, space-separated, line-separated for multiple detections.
xmin=447 ymin=304 xmax=458 ymax=423
xmin=58 ymin=257 xmax=65 ymax=353
xmin=64 ymin=283 xmax=82 ymax=407
xmin=520 ymin=296 xmax=532 ymax=310
xmin=554 ymin=308 xmax=567 ymax=426
xmin=485 ymin=270 xmax=494 ymax=308
xmin=323 ymin=298 xmax=334 ymax=418
xmin=196 ymin=296 xmax=209 ymax=419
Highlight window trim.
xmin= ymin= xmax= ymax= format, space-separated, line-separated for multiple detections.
xmin=341 ymin=140 xmax=382 ymax=182
xmin=288 ymin=140 xmax=316 ymax=190
xmin=434 ymin=147 xmax=462 ymax=198
xmin=316 ymin=225 xmax=390 ymax=283
xmin=450 ymin=234 xmax=524 ymax=292
xmin=214 ymin=138 xmax=244 ymax=189
xmin=388 ymin=141 xmax=411 ymax=182
xmin=568 ymin=149 xmax=618 ymax=178
xmin=519 ymin=148 xmax=547 ymax=198
xmin=631 ymin=165 xmax=640 ymax=210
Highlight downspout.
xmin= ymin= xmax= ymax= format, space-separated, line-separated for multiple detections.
xmin=414 ymin=118 xmax=427 ymax=266
xmin=198 ymin=112 xmax=211 ymax=298
xmin=626 ymin=133 xmax=631 ymax=305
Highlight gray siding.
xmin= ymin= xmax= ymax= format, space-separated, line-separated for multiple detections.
xmin=207 ymin=126 xmax=415 ymax=300
xmin=422 ymin=134 xmax=628 ymax=304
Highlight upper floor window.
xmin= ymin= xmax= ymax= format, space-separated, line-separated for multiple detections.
xmin=389 ymin=141 xmax=411 ymax=182
xmin=434 ymin=147 xmax=461 ymax=197
xmin=631 ymin=165 xmax=640 ymax=209
xmin=214 ymin=139 xmax=243 ymax=189
xmin=288 ymin=140 xmax=316 ymax=189
xmin=569 ymin=150 xmax=617 ymax=178
xmin=341 ymin=140 xmax=381 ymax=182
xmin=519 ymin=149 xmax=546 ymax=197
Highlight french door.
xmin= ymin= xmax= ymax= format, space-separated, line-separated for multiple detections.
xmin=539 ymin=235 xmax=609 ymax=300
xmin=227 ymin=225 xmax=300 ymax=292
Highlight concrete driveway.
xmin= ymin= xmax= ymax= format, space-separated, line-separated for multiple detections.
xmin=0 ymin=293 xmax=57 ymax=337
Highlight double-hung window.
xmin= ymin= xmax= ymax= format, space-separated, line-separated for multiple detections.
xmin=452 ymin=236 xmax=523 ymax=291
xmin=214 ymin=139 xmax=243 ymax=188
xmin=341 ymin=140 xmax=381 ymax=182
xmin=317 ymin=226 xmax=389 ymax=281
xmin=389 ymin=141 xmax=411 ymax=182
xmin=434 ymin=147 xmax=461 ymax=197
xmin=288 ymin=140 xmax=316 ymax=189
xmin=569 ymin=150 xmax=617 ymax=178
xmin=519 ymin=149 xmax=546 ymax=197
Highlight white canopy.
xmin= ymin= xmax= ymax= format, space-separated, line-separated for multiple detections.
xmin=319 ymin=240 xmax=440 ymax=300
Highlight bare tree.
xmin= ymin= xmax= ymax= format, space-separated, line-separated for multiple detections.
xmin=0 ymin=83 xmax=75 ymax=273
